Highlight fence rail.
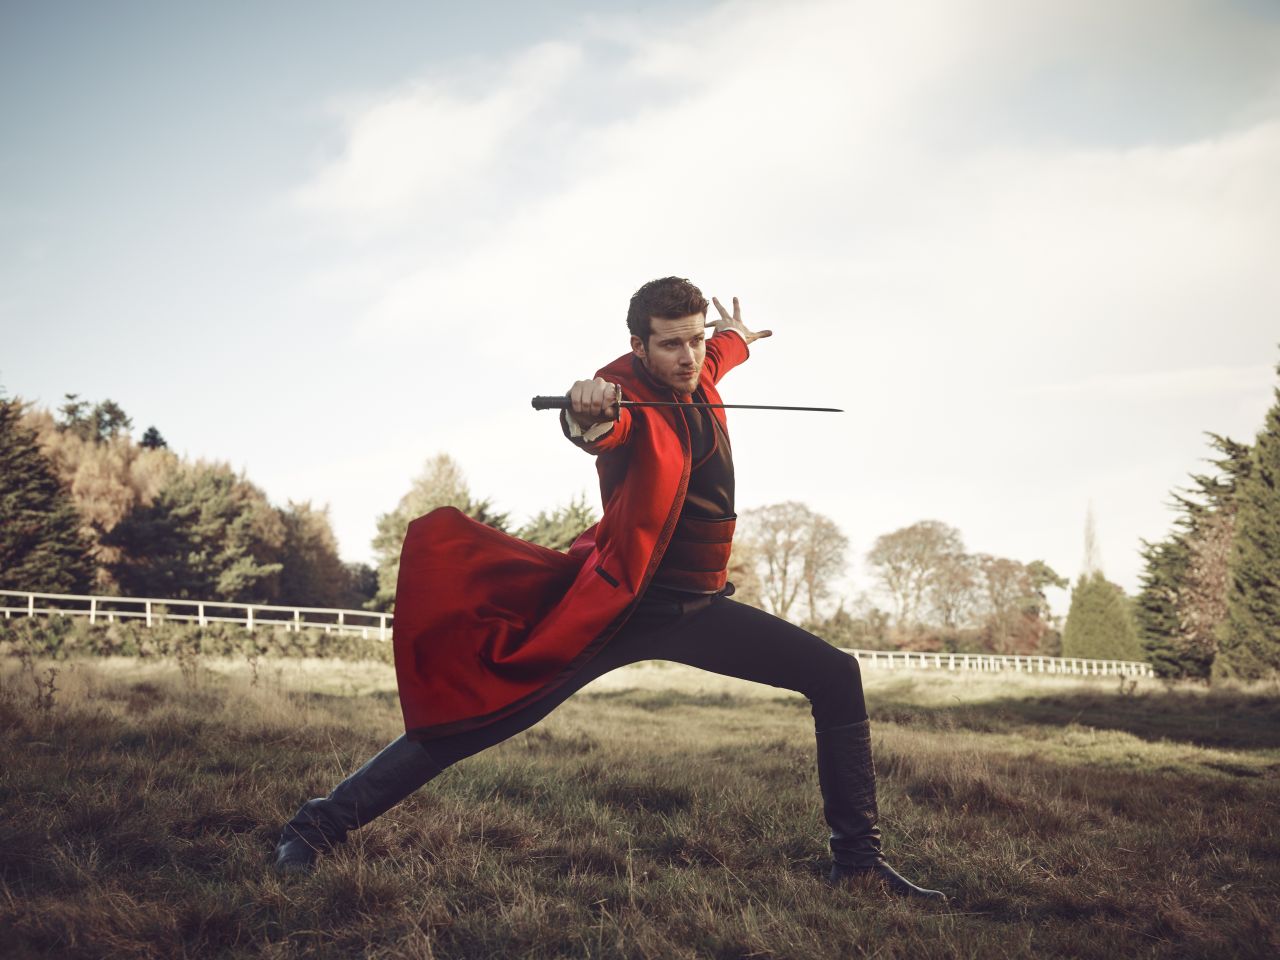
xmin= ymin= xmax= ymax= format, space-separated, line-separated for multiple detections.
xmin=0 ymin=589 xmax=390 ymax=641
xmin=0 ymin=590 xmax=1153 ymax=677
xmin=846 ymin=648 xmax=1152 ymax=678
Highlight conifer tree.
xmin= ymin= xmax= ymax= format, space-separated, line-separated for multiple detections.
xmin=139 ymin=426 xmax=167 ymax=449
xmin=1137 ymin=536 xmax=1194 ymax=676
xmin=277 ymin=500 xmax=352 ymax=607
xmin=516 ymin=492 xmax=598 ymax=552
xmin=1062 ymin=571 xmax=1143 ymax=661
xmin=0 ymin=394 xmax=95 ymax=593
xmin=1138 ymin=433 xmax=1250 ymax=679
xmin=1062 ymin=508 xmax=1142 ymax=661
xmin=103 ymin=460 xmax=285 ymax=602
xmin=1218 ymin=356 xmax=1280 ymax=679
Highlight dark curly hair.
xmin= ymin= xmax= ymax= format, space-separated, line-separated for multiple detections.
xmin=626 ymin=277 xmax=709 ymax=342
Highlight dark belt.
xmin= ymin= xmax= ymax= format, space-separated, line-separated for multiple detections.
xmin=639 ymin=581 xmax=735 ymax=618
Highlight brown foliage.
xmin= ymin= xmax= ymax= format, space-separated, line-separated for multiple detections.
xmin=21 ymin=407 xmax=179 ymax=592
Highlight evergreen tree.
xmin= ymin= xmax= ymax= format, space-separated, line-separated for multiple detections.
xmin=21 ymin=402 xmax=178 ymax=593
xmin=516 ymin=492 xmax=598 ymax=552
xmin=277 ymin=500 xmax=351 ymax=607
xmin=0 ymin=394 xmax=95 ymax=593
xmin=56 ymin=393 xmax=133 ymax=443
xmin=341 ymin=561 xmax=378 ymax=610
xmin=1137 ymin=535 xmax=1195 ymax=676
xmin=103 ymin=460 xmax=285 ymax=602
xmin=1137 ymin=433 xmax=1250 ymax=679
xmin=1062 ymin=571 xmax=1144 ymax=661
xmin=1219 ymin=356 xmax=1280 ymax=680
xmin=369 ymin=453 xmax=510 ymax=611
xmin=139 ymin=426 xmax=167 ymax=449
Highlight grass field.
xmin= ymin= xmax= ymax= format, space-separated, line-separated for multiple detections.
xmin=2 ymin=652 xmax=1277 ymax=959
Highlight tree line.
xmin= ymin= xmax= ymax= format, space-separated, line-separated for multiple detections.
xmin=0 ymin=394 xmax=606 ymax=612
xmin=1135 ymin=353 xmax=1280 ymax=681
xmin=727 ymin=507 xmax=1070 ymax=657
xmin=4 ymin=358 xmax=1279 ymax=677
xmin=1 ymin=392 xmax=374 ymax=609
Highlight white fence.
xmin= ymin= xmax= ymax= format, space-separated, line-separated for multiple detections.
xmin=0 ymin=589 xmax=390 ymax=641
xmin=0 ymin=590 xmax=1154 ymax=677
xmin=847 ymin=648 xmax=1152 ymax=678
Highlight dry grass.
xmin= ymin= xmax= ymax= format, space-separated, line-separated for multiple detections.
xmin=2 ymin=654 xmax=1277 ymax=959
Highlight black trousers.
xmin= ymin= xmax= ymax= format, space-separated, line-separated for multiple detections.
xmin=281 ymin=588 xmax=869 ymax=850
xmin=417 ymin=589 xmax=867 ymax=769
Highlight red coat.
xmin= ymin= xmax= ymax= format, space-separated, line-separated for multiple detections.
xmin=393 ymin=329 xmax=751 ymax=741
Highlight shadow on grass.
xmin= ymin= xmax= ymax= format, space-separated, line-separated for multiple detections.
xmin=859 ymin=682 xmax=1280 ymax=751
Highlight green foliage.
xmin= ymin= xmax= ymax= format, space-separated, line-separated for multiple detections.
xmin=342 ymin=561 xmax=378 ymax=609
xmin=277 ymin=500 xmax=351 ymax=607
xmin=56 ymin=393 xmax=134 ymax=444
xmin=0 ymin=395 xmax=95 ymax=593
xmin=1137 ymin=432 xmax=1250 ymax=680
xmin=1062 ymin=571 xmax=1144 ymax=662
xmin=103 ymin=461 xmax=285 ymax=602
xmin=1137 ymin=537 xmax=1195 ymax=676
xmin=1219 ymin=357 xmax=1280 ymax=680
xmin=515 ymin=492 xmax=598 ymax=552
xmin=0 ymin=616 xmax=393 ymax=663
xmin=802 ymin=601 xmax=890 ymax=649
xmin=370 ymin=452 xmax=510 ymax=612
xmin=139 ymin=425 xmax=167 ymax=449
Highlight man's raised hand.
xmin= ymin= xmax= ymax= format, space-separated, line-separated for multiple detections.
xmin=708 ymin=295 xmax=772 ymax=345
xmin=568 ymin=377 xmax=622 ymax=429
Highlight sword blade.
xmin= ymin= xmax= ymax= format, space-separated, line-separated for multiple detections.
xmin=530 ymin=395 xmax=841 ymax=413
xmin=619 ymin=400 xmax=843 ymax=412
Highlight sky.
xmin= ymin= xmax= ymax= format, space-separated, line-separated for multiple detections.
xmin=3 ymin=0 xmax=1278 ymax=618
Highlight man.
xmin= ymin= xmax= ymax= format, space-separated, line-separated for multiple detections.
xmin=273 ymin=277 xmax=946 ymax=902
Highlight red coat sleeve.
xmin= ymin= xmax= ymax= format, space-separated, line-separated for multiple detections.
xmin=559 ymin=406 xmax=633 ymax=454
xmin=703 ymin=328 xmax=750 ymax=384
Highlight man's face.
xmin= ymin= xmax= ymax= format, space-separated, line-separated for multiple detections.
xmin=631 ymin=313 xmax=707 ymax=395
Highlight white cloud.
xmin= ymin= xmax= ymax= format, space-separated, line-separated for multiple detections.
xmin=293 ymin=41 xmax=582 ymax=224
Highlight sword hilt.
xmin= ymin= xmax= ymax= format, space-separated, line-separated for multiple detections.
xmin=531 ymin=392 xmax=625 ymax=421
xmin=530 ymin=396 xmax=574 ymax=410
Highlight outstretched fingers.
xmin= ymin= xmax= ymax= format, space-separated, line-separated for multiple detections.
xmin=712 ymin=295 xmax=737 ymax=324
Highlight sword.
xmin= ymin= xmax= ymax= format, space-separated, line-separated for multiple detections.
xmin=531 ymin=396 xmax=842 ymax=414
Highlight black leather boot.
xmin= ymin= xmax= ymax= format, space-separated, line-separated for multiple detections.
xmin=274 ymin=734 xmax=444 ymax=874
xmin=814 ymin=718 xmax=947 ymax=902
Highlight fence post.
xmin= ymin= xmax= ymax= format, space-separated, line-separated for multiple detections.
xmin=294 ymin=609 xmax=301 ymax=634
xmin=380 ymin=614 xmax=387 ymax=642
xmin=247 ymin=605 xmax=255 ymax=632
xmin=146 ymin=600 xmax=152 ymax=627
xmin=90 ymin=597 xmax=97 ymax=625
xmin=199 ymin=603 xmax=206 ymax=627
xmin=28 ymin=593 xmax=35 ymax=618
xmin=338 ymin=610 xmax=345 ymax=632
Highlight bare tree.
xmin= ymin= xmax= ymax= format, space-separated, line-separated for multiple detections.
xmin=927 ymin=550 xmax=980 ymax=630
xmin=973 ymin=554 xmax=1027 ymax=653
xmin=972 ymin=554 xmax=1066 ymax=654
xmin=866 ymin=520 xmax=963 ymax=629
xmin=803 ymin=513 xmax=850 ymax=622
xmin=727 ymin=537 xmax=764 ymax=609
xmin=738 ymin=501 xmax=847 ymax=622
